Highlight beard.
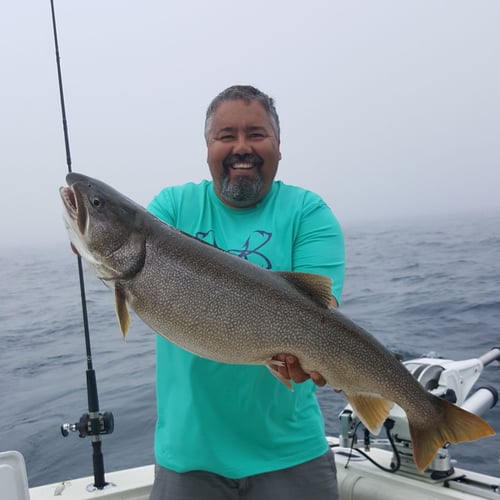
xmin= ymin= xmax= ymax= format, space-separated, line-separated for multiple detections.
xmin=218 ymin=153 xmax=264 ymax=207
xmin=219 ymin=172 xmax=263 ymax=206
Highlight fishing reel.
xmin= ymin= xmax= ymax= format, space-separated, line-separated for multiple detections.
xmin=61 ymin=411 xmax=114 ymax=439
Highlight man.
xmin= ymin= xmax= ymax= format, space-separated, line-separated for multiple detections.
xmin=148 ymin=85 xmax=345 ymax=499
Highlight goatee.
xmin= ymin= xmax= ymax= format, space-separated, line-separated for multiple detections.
xmin=219 ymin=153 xmax=264 ymax=207
xmin=220 ymin=173 xmax=263 ymax=206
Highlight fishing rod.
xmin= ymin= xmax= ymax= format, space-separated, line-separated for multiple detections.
xmin=49 ymin=0 xmax=113 ymax=490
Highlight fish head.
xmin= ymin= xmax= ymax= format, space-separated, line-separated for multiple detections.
xmin=59 ymin=172 xmax=146 ymax=282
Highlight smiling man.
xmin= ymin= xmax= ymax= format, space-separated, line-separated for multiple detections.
xmin=206 ymin=95 xmax=281 ymax=208
xmin=148 ymin=85 xmax=345 ymax=500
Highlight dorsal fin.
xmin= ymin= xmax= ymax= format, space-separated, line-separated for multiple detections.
xmin=277 ymin=272 xmax=333 ymax=309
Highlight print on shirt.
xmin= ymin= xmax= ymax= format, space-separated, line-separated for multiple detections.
xmin=195 ymin=229 xmax=273 ymax=269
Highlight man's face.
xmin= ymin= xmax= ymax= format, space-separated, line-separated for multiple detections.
xmin=206 ymin=99 xmax=281 ymax=208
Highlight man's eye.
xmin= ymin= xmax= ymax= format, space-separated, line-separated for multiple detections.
xmin=219 ymin=135 xmax=235 ymax=141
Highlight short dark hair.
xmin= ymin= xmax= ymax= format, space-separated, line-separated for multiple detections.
xmin=204 ymin=85 xmax=280 ymax=143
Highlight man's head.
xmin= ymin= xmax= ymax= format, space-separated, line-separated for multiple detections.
xmin=205 ymin=85 xmax=282 ymax=209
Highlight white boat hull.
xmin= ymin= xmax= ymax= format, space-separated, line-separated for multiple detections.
xmin=23 ymin=438 xmax=499 ymax=500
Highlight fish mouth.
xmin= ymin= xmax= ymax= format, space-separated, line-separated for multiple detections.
xmin=60 ymin=185 xmax=77 ymax=215
xmin=59 ymin=184 xmax=86 ymax=235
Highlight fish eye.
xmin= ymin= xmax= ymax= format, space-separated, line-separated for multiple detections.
xmin=91 ymin=196 xmax=103 ymax=208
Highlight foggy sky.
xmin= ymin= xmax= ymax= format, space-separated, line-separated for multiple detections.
xmin=2 ymin=0 xmax=499 ymax=247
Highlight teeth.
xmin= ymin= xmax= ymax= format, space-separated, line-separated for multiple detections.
xmin=60 ymin=187 xmax=77 ymax=215
xmin=231 ymin=163 xmax=254 ymax=170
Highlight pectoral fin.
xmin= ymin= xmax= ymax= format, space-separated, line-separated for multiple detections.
xmin=345 ymin=393 xmax=394 ymax=435
xmin=115 ymin=287 xmax=130 ymax=339
xmin=265 ymin=360 xmax=293 ymax=391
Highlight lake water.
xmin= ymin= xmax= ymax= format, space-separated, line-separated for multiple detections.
xmin=1 ymin=211 xmax=499 ymax=487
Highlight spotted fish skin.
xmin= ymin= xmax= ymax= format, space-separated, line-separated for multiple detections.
xmin=60 ymin=172 xmax=495 ymax=472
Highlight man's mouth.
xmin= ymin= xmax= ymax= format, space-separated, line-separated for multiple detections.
xmin=223 ymin=154 xmax=263 ymax=171
xmin=230 ymin=162 xmax=255 ymax=170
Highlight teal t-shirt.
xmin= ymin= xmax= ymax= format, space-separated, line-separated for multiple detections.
xmin=148 ymin=179 xmax=345 ymax=478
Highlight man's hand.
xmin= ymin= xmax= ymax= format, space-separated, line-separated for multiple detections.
xmin=272 ymin=354 xmax=327 ymax=387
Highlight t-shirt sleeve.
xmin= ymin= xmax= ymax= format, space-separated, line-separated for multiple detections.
xmin=292 ymin=192 xmax=345 ymax=305
xmin=147 ymin=188 xmax=176 ymax=225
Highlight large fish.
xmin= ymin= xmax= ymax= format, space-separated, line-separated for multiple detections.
xmin=59 ymin=172 xmax=494 ymax=472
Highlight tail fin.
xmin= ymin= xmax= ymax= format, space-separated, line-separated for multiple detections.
xmin=409 ymin=397 xmax=495 ymax=472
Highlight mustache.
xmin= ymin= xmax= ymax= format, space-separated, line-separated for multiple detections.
xmin=223 ymin=153 xmax=263 ymax=168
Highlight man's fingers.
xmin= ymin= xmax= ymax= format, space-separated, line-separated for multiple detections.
xmin=286 ymin=356 xmax=309 ymax=383
xmin=273 ymin=354 xmax=289 ymax=378
xmin=310 ymin=371 xmax=327 ymax=387
xmin=271 ymin=354 xmax=327 ymax=387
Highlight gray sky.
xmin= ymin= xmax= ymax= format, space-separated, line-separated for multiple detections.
xmin=2 ymin=0 xmax=499 ymax=247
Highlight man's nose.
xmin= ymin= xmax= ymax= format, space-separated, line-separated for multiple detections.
xmin=232 ymin=134 xmax=252 ymax=154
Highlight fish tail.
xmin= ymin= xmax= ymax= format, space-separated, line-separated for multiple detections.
xmin=409 ymin=396 xmax=495 ymax=472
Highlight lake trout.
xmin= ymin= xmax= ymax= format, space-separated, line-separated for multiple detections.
xmin=59 ymin=172 xmax=495 ymax=472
